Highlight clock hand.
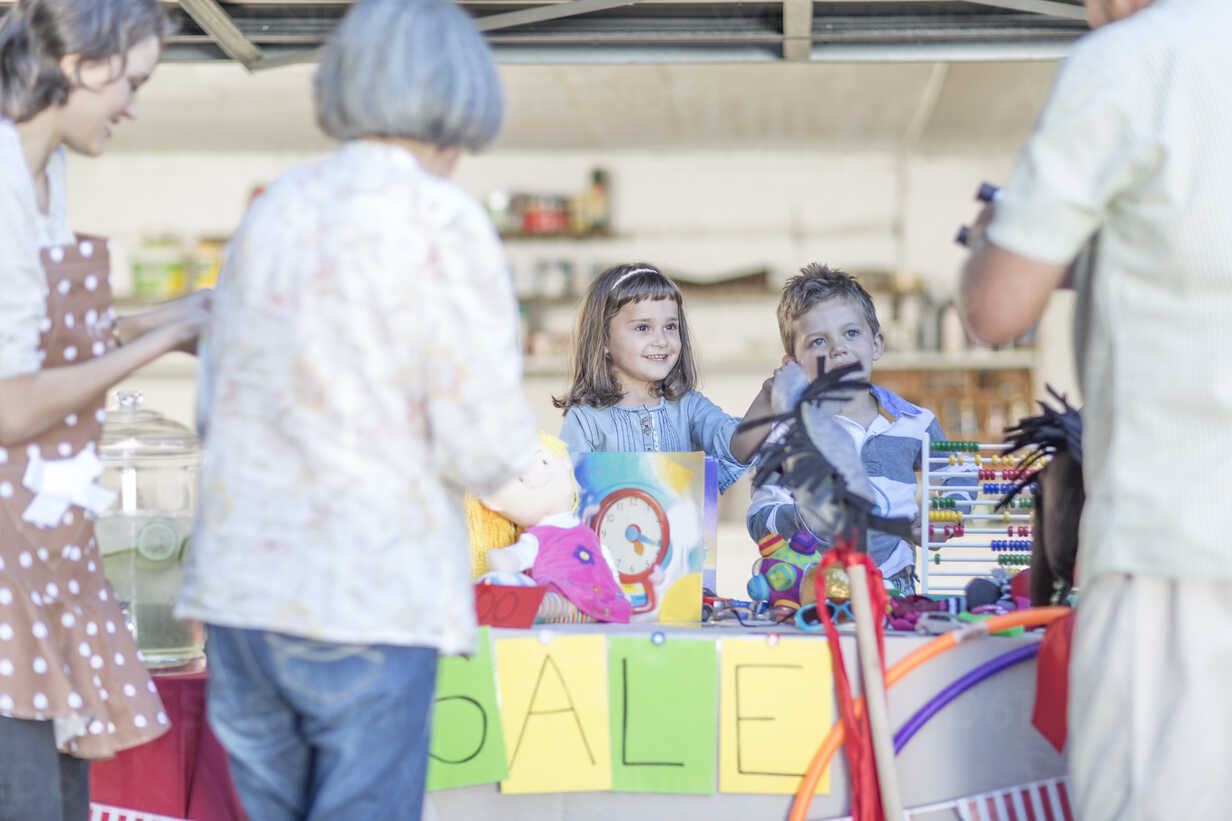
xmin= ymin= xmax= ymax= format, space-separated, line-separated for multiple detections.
xmin=624 ymin=524 xmax=661 ymax=556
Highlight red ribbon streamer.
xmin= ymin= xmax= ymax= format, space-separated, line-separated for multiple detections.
xmin=815 ymin=528 xmax=889 ymax=821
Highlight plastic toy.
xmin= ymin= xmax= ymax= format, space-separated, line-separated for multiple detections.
xmin=746 ymin=529 xmax=821 ymax=611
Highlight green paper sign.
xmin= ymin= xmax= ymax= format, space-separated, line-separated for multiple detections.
xmin=607 ymin=636 xmax=717 ymax=794
xmin=427 ymin=627 xmax=509 ymax=790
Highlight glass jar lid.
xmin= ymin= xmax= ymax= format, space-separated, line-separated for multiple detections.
xmin=98 ymin=391 xmax=200 ymax=462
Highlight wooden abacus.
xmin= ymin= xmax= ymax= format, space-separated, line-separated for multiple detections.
xmin=918 ymin=438 xmax=1038 ymax=595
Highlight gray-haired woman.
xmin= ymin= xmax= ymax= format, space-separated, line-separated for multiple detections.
xmin=0 ymin=1 xmax=209 ymax=819
xmin=175 ymin=0 xmax=538 ymax=818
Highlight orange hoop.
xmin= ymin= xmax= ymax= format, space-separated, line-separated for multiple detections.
xmin=788 ymin=606 xmax=1071 ymax=821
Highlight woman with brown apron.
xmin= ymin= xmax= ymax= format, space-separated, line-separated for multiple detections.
xmin=0 ymin=2 xmax=209 ymax=819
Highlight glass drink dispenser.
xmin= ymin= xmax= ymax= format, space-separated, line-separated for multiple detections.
xmin=96 ymin=391 xmax=204 ymax=669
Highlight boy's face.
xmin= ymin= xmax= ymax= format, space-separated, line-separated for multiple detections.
xmin=787 ymin=296 xmax=884 ymax=383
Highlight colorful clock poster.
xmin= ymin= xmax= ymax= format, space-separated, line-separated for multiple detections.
xmin=572 ymin=452 xmax=714 ymax=623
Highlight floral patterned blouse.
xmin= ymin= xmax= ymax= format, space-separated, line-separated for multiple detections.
xmin=176 ymin=141 xmax=537 ymax=655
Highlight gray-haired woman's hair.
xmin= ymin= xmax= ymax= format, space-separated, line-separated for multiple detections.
xmin=0 ymin=0 xmax=170 ymax=123
xmin=314 ymin=0 xmax=503 ymax=150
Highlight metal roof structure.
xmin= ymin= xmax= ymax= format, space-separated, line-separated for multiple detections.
xmin=147 ymin=1 xmax=1087 ymax=70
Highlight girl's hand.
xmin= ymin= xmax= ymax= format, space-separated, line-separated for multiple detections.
xmin=116 ymin=289 xmax=213 ymax=354
xmin=168 ymin=290 xmax=212 ymax=354
xmin=153 ymin=298 xmax=211 ymax=353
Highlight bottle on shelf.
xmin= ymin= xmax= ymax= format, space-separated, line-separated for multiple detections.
xmin=582 ymin=168 xmax=611 ymax=234
xmin=188 ymin=237 xmax=226 ymax=291
xmin=131 ymin=234 xmax=187 ymax=302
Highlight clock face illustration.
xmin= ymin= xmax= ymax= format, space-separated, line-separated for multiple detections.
xmin=592 ymin=487 xmax=670 ymax=614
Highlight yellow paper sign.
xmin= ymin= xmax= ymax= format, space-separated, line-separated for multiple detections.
xmin=718 ymin=637 xmax=832 ymax=794
xmin=495 ymin=634 xmax=613 ymax=793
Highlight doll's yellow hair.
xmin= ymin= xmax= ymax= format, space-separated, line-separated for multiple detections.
xmin=538 ymin=431 xmax=580 ymax=513
xmin=465 ymin=494 xmax=518 ymax=579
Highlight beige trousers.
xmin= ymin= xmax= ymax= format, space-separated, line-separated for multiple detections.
xmin=1070 ymin=574 xmax=1232 ymax=820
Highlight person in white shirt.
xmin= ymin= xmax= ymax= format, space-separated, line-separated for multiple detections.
xmin=175 ymin=0 xmax=538 ymax=818
xmin=959 ymin=1 xmax=1232 ymax=817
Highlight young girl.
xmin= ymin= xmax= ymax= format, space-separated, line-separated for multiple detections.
xmin=0 ymin=1 xmax=207 ymax=817
xmin=555 ymin=262 xmax=760 ymax=492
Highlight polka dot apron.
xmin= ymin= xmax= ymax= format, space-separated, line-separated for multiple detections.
xmin=0 ymin=235 xmax=168 ymax=758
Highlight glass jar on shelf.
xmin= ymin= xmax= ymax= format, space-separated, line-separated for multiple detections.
xmin=95 ymin=391 xmax=203 ymax=670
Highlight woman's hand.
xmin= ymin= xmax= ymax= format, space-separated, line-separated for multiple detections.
xmin=115 ymin=289 xmax=212 ymax=354
xmin=161 ymin=294 xmax=211 ymax=353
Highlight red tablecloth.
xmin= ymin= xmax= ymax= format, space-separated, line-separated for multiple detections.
xmin=90 ymin=665 xmax=247 ymax=821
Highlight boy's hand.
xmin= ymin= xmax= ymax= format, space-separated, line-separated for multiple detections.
xmin=731 ymin=363 xmax=791 ymax=464
xmin=912 ymin=515 xmax=944 ymax=549
xmin=916 ymin=514 xmax=953 ymax=549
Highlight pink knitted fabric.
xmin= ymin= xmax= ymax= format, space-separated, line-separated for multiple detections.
xmin=528 ymin=523 xmax=631 ymax=623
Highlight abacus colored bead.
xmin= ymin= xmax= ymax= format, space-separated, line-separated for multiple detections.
xmin=956 ymin=524 xmax=964 ymax=536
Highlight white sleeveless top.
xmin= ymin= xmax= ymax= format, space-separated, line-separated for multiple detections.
xmin=0 ymin=118 xmax=74 ymax=379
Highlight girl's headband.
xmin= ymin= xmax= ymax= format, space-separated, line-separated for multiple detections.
xmin=610 ymin=267 xmax=667 ymax=292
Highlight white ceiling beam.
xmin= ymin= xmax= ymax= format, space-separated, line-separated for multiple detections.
xmin=782 ymin=0 xmax=813 ymax=61
xmin=475 ymin=0 xmax=640 ymax=33
xmin=177 ymin=0 xmax=264 ymax=67
xmin=249 ymin=0 xmax=641 ymax=71
xmin=960 ymin=0 xmax=1086 ymax=20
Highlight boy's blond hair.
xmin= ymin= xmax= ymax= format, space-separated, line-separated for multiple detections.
xmin=777 ymin=263 xmax=881 ymax=356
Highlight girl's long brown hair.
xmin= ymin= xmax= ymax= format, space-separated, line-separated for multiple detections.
xmin=553 ymin=263 xmax=697 ymax=412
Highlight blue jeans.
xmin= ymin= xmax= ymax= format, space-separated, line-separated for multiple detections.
xmin=0 ymin=716 xmax=89 ymax=821
xmin=205 ymin=625 xmax=438 ymax=821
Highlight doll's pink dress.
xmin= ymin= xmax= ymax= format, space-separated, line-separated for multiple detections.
xmin=528 ymin=523 xmax=631 ymax=623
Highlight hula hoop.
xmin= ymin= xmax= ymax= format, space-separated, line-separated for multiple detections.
xmin=787 ymin=606 xmax=1070 ymax=821
xmin=893 ymin=642 xmax=1040 ymax=753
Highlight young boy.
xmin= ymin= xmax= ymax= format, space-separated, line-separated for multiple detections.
xmin=739 ymin=263 xmax=953 ymax=595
